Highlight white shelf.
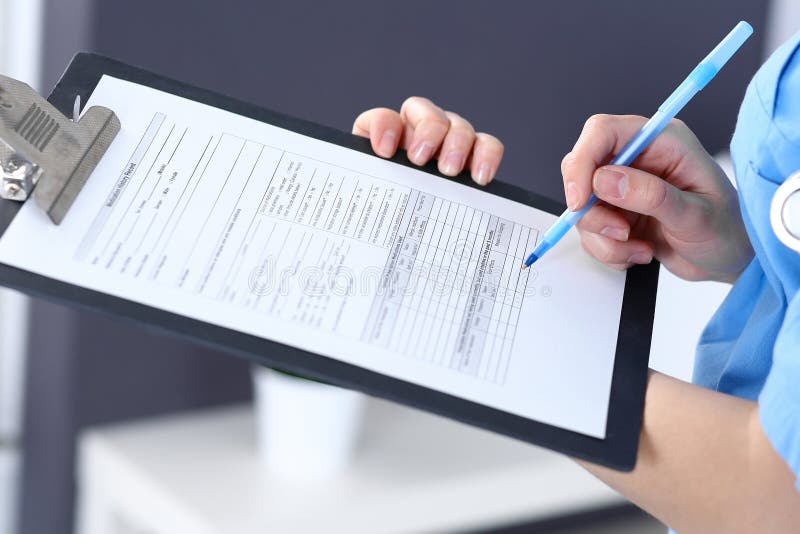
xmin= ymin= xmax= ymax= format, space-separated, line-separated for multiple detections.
xmin=76 ymin=399 xmax=623 ymax=534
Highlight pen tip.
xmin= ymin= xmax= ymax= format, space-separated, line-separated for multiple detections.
xmin=520 ymin=264 xmax=528 ymax=270
xmin=523 ymin=254 xmax=539 ymax=269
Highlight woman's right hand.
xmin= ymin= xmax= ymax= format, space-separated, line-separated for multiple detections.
xmin=561 ymin=114 xmax=753 ymax=283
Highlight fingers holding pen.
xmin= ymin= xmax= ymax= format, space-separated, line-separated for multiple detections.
xmin=561 ymin=114 xmax=648 ymax=211
xmin=576 ymin=203 xmax=653 ymax=269
xmin=579 ymin=230 xmax=654 ymax=268
xmin=575 ymin=204 xmax=632 ymax=242
xmin=591 ymin=164 xmax=701 ymax=235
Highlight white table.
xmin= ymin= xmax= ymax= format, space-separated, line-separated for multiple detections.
xmin=76 ymin=400 xmax=624 ymax=534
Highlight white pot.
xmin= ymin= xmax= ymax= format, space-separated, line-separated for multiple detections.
xmin=251 ymin=366 xmax=365 ymax=481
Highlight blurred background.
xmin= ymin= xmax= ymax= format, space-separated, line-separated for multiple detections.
xmin=0 ymin=1 xmax=798 ymax=533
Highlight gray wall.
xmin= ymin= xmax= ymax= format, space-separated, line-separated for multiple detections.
xmin=91 ymin=0 xmax=765 ymax=201
xmin=25 ymin=2 xmax=768 ymax=534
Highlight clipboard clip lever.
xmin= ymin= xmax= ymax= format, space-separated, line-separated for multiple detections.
xmin=0 ymin=75 xmax=120 ymax=224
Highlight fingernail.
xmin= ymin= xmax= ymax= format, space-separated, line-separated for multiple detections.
xmin=378 ymin=130 xmax=396 ymax=157
xmin=594 ymin=168 xmax=628 ymax=198
xmin=410 ymin=141 xmax=435 ymax=165
xmin=565 ymin=182 xmax=579 ymax=210
xmin=474 ymin=162 xmax=494 ymax=185
xmin=441 ymin=151 xmax=465 ymax=176
xmin=627 ymin=252 xmax=652 ymax=264
xmin=600 ymin=226 xmax=629 ymax=241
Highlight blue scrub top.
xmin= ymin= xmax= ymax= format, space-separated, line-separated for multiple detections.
xmin=695 ymin=30 xmax=800 ymax=489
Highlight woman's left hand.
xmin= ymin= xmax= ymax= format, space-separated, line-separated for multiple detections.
xmin=353 ymin=96 xmax=504 ymax=186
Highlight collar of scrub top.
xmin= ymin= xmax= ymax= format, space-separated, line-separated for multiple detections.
xmin=771 ymin=169 xmax=800 ymax=253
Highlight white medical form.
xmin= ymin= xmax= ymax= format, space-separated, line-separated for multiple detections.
xmin=0 ymin=76 xmax=627 ymax=438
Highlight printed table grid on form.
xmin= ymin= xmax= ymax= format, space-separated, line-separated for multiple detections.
xmin=74 ymin=112 xmax=539 ymax=385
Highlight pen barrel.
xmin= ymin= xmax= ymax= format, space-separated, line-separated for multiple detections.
xmin=611 ymin=109 xmax=679 ymax=168
xmin=541 ymin=196 xmax=596 ymax=247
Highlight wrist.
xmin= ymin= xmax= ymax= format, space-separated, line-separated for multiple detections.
xmin=715 ymin=243 xmax=755 ymax=285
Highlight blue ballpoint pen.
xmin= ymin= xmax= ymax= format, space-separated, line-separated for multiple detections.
xmin=522 ymin=21 xmax=753 ymax=269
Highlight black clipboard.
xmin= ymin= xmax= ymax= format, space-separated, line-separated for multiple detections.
xmin=0 ymin=53 xmax=658 ymax=470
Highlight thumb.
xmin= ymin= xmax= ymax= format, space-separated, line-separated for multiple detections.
xmin=592 ymin=165 xmax=694 ymax=229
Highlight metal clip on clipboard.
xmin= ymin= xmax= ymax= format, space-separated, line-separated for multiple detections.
xmin=0 ymin=75 xmax=119 ymax=224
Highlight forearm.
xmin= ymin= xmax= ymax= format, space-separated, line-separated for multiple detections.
xmin=580 ymin=372 xmax=800 ymax=533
